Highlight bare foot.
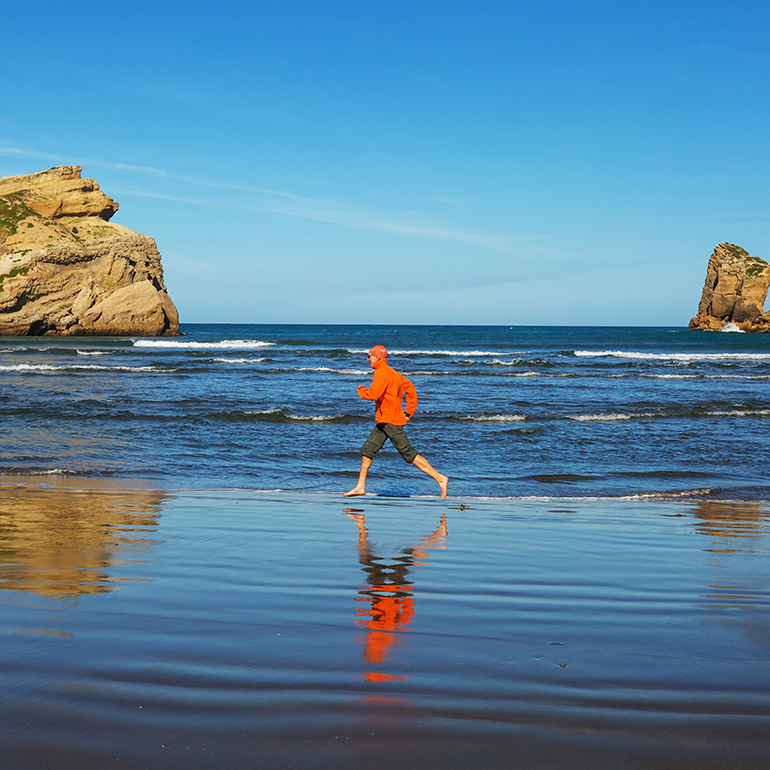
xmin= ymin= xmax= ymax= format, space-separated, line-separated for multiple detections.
xmin=438 ymin=475 xmax=449 ymax=500
xmin=343 ymin=487 xmax=366 ymax=497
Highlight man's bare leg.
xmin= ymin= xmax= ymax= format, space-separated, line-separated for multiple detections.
xmin=412 ymin=454 xmax=449 ymax=500
xmin=344 ymin=456 xmax=372 ymax=496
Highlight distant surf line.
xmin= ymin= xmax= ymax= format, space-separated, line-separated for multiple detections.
xmin=133 ymin=339 xmax=274 ymax=350
xmin=0 ymin=363 xmax=164 ymax=373
xmin=575 ymin=350 xmax=770 ymax=361
xmin=347 ymin=348 xmax=522 ymax=356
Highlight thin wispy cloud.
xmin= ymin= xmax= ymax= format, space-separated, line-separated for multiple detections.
xmin=107 ymin=187 xmax=213 ymax=207
xmin=0 ymin=145 xmax=317 ymax=201
xmin=1 ymin=144 xmax=544 ymax=254
xmin=110 ymin=184 xmax=540 ymax=254
xmin=433 ymin=197 xmax=471 ymax=205
xmin=700 ymin=40 xmax=770 ymax=66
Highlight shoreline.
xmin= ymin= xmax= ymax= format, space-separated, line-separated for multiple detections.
xmin=2 ymin=473 xmax=769 ymax=503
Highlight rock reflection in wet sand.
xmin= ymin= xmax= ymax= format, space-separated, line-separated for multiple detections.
xmin=0 ymin=484 xmax=167 ymax=597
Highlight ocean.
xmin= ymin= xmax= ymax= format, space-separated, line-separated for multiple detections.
xmin=2 ymin=323 xmax=768 ymax=500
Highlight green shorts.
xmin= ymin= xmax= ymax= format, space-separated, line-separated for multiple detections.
xmin=360 ymin=423 xmax=418 ymax=464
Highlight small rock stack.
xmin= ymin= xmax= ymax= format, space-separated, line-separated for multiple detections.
xmin=689 ymin=243 xmax=770 ymax=332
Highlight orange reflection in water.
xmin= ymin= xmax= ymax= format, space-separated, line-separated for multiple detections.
xmin=346 ymin=511 xmax=447 ymax=683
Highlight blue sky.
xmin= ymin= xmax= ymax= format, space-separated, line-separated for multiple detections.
xmin=2 ymin=0 xmax=768 ymax=325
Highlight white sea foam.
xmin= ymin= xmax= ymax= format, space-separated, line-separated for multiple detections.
xmin=567 ymin=408 xmax=770 ymax=421
xmin=486 ymin=358 xmax=529 ymax=366
xmin=463 ymin=414 xmax=526 ymax=422
xmin=348 ymin=348 xmax=519 ymax=357
xmin=706 ymin=408 xmax=770 ymax=417
xmin=0 ymin=363 xmax=161 ymax=372
xmin=575 ymin=350 xmax=770 ymax=361
xmin=568 ymin=413 xmax=634 ymax=422
xmin=293 ymin=367 xmax=369 ymax=375
xmin=76 ymin=350 xmax=108 ymax=356
xmin=403 ymin=370 xmax=445 ymax=376
xmin=133 ymin=339 xmax=274 ymax=350
xmin=245 ymin=408 xmax=345 ymax=422
xmin=645 ymin=373 xmax=770 ymax=380
xmin=720 ymin=322 xmax=745 ymax=333
xmin=458 ymin=488 xmax=723 ymax=501
xmin=611 ymin=488 xmax=718 ymax=500
xmin=644 ymin=373 xmax=698 ymax=379
xmin=212 ymin=357 xmax=265 ymax=364
xmin=296 ymin=414 xmax=346 ymax=422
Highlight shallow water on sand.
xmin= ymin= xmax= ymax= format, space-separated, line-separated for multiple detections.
xmin=1 ymin=484 xmax=769 ymax=769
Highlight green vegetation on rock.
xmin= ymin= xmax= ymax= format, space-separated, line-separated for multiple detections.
xmin=745 ymin=259 xmax=768 ymax=279
xmin=0 ymin=194 xmax=38 ymax=236
xmin=722 ymin=243 xmax=750 ymax=261
xmin=89 ymin=224 xmax=115 ymax=240
xmin=0 ymin=265 xmax=31 ymax=290
xmin=720 ymin=243 xmax=768 ymax=279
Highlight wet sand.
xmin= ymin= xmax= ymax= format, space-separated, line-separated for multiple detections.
xmin=1 ymin=480 xmax=768 ymax=769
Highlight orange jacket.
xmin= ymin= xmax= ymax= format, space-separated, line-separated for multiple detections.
xmin=357 ymin=359 xmax=417 ymax=425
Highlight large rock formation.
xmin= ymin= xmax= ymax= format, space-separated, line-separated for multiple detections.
xmin=0 ymin=166 xmax=179 ymax=336
xmin=689 ymin=243 xmax=770 ymax=332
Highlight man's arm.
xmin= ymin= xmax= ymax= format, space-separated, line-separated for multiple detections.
xmin=403 ymin=377 xmax=417 ymax=419
xmin=357 ymin=368 xmax=387 ymax=401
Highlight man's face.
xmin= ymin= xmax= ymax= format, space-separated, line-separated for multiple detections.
xmin=367 ymin=353 xmax=377 ymax=369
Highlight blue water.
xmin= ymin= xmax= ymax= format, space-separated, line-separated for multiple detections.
xmin=2 ymin=324 xmax=770 ymax=498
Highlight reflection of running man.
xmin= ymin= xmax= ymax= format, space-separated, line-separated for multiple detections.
xmin=346 ymin=511 xmax=447 ymax=682
xmin=344 ymin=345 xmax=448 ymax=499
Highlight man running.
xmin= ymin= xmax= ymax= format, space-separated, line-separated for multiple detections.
xmin=344 ymin=345 xmax=449 ymax=499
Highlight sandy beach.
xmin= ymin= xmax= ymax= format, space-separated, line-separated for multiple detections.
xmin=1 ymin=478 xmax=768 ymax=769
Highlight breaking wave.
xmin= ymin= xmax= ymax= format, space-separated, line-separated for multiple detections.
xmin=295 ymin=367 xmax=369 ymax=375
xmin=705 ymin=408 xmax=770 ymax=417
xmin=134 ymin=339 xmax=274 ymax=350
xmin=212 ymin=357 xmax=266 ymax=364
xmin=568 ymin=413 xmax=636 ymax=422
xmin=227 ymin=408 xmax=363 ymax=424
xmin=566 ymin=407 xmax=770 ymax=422
xmin=461 ymin=414 xmax=527 ymax=423
xmin=348 ymin=348 xmax=520 ymax=357
xmin=575 ymin=350 xmax=770 ymax=362
xmin=643 ymin=373 xmax=770 ymax=380
xmin=0 ymin=363 xmax=163 ymax=373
